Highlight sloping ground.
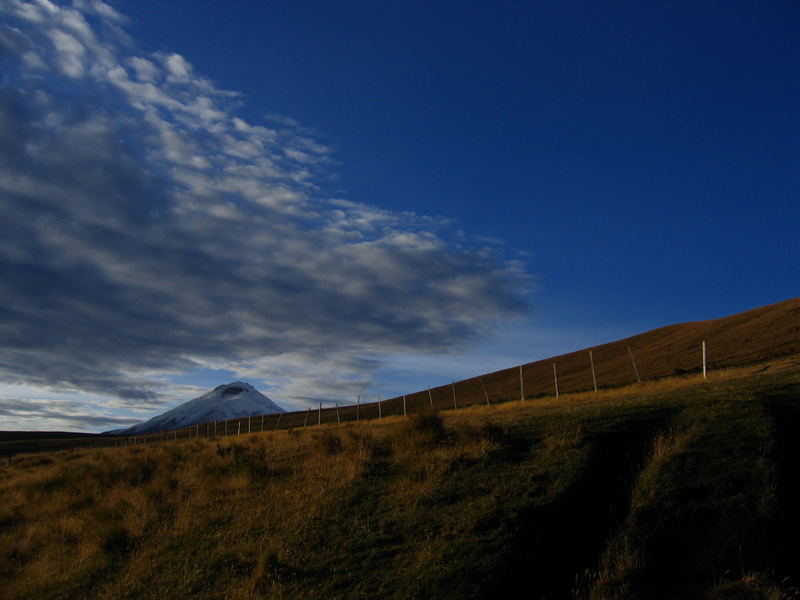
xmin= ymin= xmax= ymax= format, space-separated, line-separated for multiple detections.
xmin=1 ymin=297 xmax=797 ymax=455
xmin=63 ymin=297 xmax=799 ymax=442
xmin=1 ymin=362 xmax=799 ymax=599
xmin=195 ymin=297 xmax=800 ymax=432
xmin=442 ymin=296 xmax=800 ymax=409
xmin=270 ymin=296 xmax=799 ymax=427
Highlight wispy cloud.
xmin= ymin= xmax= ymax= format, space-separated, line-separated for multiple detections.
xmin=0 ymin=0 xmax=528 ymax=422
xmin=0 ymin=396 xmax=143 ymax=430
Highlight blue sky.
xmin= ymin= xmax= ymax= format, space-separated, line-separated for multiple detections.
xmin=124 ymin=0 xmax=799 ymax=323
xmin=0 ymin=0 xmax=797 ymax=431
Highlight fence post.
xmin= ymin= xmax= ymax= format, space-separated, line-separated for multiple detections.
xmin=318 ymin=403 xmax=322 ymax=426
xmin=261 ymin=414 xmax=265 ymax=432
xmin=589 ymin=350 xmax=598 ymax=393
xmin=357 ymin=395 xmax=360 ymax=422
xmin=428 ymin=387 xmax=434 ymax=410
xmin=627 ymin=346 xmax=642 ymax=384
xmin=403 ymin=395 xmax=407 ymax=416
xmin=378 ymin=393 xmax=382 ymax=419
xmin=335 ymin=400 xmax=341 ymax=424
xmin=237 ymin=421 xmax=241 ymax=436
xmin=304 ymin=408 xmax=310 ymax=427
xmin=225 ymin=420 xmax=228 ymax=437
xmin=702 ymin=341 xmax=707 ymax=379
xmin=274 ymin=413 xmax=283 ymax=432
xmin=452 ymin=380 xmax=457 ymax=410
xmin=553 ymin=363 xmax=559 ymax=398
xmin=519 ymin=365 xmax=525 ymax=401
xmin=480 ymin=377 xmax=490 ymax=406
xmin=248 ymin=415 xmax=251 ymax=434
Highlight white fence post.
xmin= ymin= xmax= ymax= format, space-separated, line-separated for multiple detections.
xmin=452 ymin=380 xmax=457 ymax=410
xmin=627 ymin=346 xmax=642 ymax=384
xmin=553 ymin=363 xmax=559 ymax=398
xmin=274 ymin=413 xmax=282 ymax=432
xmin=480 ymin=377 xmax=490 ymax=406
xmin=428 ymin=387 xmax=434 ymax=410
xmin=318 ymin=403 xmax=322 ymax=426
xmin=702 ymin=341 xmax=707 ymax=379
xmin=519 ymin=365 xmax=525 ymax=401
xmin=335 ymin=400 xmax=341 ymax=424
xmin=589 ymin=350 xmax=598 ymax=393
xmin=403 ymin=395 xmax=407 ymax=416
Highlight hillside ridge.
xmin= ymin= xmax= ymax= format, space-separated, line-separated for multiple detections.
xmin=151 ymin=296 xmax=800 ymax=438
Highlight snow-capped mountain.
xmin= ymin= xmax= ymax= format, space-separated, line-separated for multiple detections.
xmin=109 ymin=382 xmax=284 ymax=435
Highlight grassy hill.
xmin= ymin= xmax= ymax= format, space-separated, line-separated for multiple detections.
xmin=289 ymin=296 xmax=800 ymax=426
xmin=13 ymin=296 xmax=788 ymax=442
xmin=1 ymin=361 xmax=800 ymax=598
xmin=1 ymin=298 xmax=799 ymax=599
xmin=415 ymin=296 xmax=800 ymax=415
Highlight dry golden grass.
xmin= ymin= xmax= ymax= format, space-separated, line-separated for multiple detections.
xmin=1 ymin=299 xmax=798 ymax=598
xmin=5 ymin=297 xmax=791 ymax=453
xmin=1 ymin=361 xmax=800 ymax=599
xmin=708 ymin=572 xmax=799 ymax=600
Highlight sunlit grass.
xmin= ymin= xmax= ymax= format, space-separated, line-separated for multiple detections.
xmin=1 ymin=361 xmax=799 ymax=599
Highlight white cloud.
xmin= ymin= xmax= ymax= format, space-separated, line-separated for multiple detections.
xmin=77 ymin=0 xmax=126 ymax=24
xmin=163 ymin=52 xmax=191 ymax=80
xmin=48 ymin=28 xmax=85 ymax=76
xmin=128 ymin=56 xmax=159 ymax=82
xmin=0 ymin=0 xmax=529 ymax=429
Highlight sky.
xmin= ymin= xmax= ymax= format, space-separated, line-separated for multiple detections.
xmin=1 ymin=0 xmax=798 ymax=431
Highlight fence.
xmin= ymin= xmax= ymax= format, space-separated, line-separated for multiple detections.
xmin=100 ymin=337 xmax=726 ymax=448
xmin=10 ymin=300 xmax=799 ymax=457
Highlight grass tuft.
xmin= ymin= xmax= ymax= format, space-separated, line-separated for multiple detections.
xmin=708 ymin=572 xmax=799 ymax=600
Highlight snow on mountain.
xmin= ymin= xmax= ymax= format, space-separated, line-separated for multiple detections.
xmin=108 ymin=382 xmax=284 ymax=435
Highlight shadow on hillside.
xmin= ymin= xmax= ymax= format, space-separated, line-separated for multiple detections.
xmin=764 ymin=389 xmax=800 ymax=588
xmin=481 ymin=409 xmax=681 ymax=600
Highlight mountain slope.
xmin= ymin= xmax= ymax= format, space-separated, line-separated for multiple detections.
xmin=111 ymin=297 xmax=800 ymax=437
xmin=404 ymin=296 xmax=800 ymax=412
xmin=111 ymin=382 xmax=283 ymax=435
xmin=290 ymin=297 xmax=800 ymax=426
